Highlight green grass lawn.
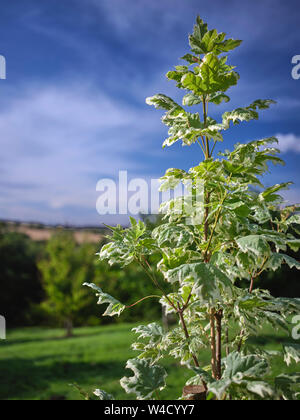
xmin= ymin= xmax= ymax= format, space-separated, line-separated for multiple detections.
xmin=0 ymin=322 xmax=298 ymax=400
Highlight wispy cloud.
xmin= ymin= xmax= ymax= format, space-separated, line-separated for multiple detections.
xmin=0 ymin=80 xmax=162 ymax=224
xmin=281 ymin=188 xmax=300 ymax=205
xmin=276 ymin=133 xmax=300 ymax=153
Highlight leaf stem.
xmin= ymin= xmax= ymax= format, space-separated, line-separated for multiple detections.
xmin=202 ymin=95 xmax=209 ymax=159
xmin=126 ymin=295 xmax=161 ymax=309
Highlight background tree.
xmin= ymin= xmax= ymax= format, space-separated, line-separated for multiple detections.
xmin=38 ymin=232 xmax=94 ymax=337
xmin=0 ymin=232 xmax=44 ymax=327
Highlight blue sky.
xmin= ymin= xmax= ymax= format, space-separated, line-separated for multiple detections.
xmin=0 ymin=0 xmax=299 ymax=226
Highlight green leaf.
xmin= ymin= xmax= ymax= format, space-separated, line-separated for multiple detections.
xmin=158 ymin=248 xmax=194 ymax=272
xmin=223 ymin=160 xmax=246 ymax=175
xmin=181 ymin=54 xmax=201 ymax=64
xmin=208 ymin=352 xmax=270 ymax=400
xmin=161 ymin=108 xmax=205 ymax=147
xmin=286 ymin=214 xmax=300 ymax=225
xmin=120 ymin=359 xmax=167 ymax=400
xmin=237 ymin=295 xmax=269 ymax=311
xmin=283 ymin=344 xmax=300 ymax=366
xmin=236 ymin=235 xmax=270 ymax=258
xmin=275 ymin=374 xmax=300 ymax=400
xmin=83 ymin=283 xmax=125 ymax=317
xmin=99 ymin=220 xmax=155 ymax=266
xmin=259 ymin=183 xmax=292 ymax=202
xmin=287 ymin=239 xmax=300 ymax=252
xmin=182 ymin=93 xmax=202 ymax=106
xmin=133 ymin=323 xmax=164 ymax=342
xmin=152 ymin=223 xmax=193 ymax=248
xmin=223 ymin=352 xmax=269 ymax=379
xmin=210 ymin=252 xmax=242 ymax=281
xmin=222 ymin=100 xmax=276 ymax=129
xmin=166 ymin=67 xmax=189 ymax=88
xmin=191 ymin=367 xmax=215 ymax=385
xmin=209 ymin=92 xmax=230 ymax=105
xmin=249 ymin=99 xmax=277 ymax=110
xmin=260 ymin=232 xmax=287 ymax=252
xmin=132 ymin=323 xmax=164 ymax=363
xmin=94 ymin=389 xmax=115 ymax=400
xmin=275 ymin=297 xmax=300 ymax=313
xmin=181 ymin=72 xmax=206 ymax=95
xmin=245 ymin=381 xmax=275 ymax=399
xmin=188 ymin=17 xmax=241 ymax=55
xmin=146 ymin=94 xmax=183 ymax=112
xmin=218 ymin=38 xmax=242 ymax=53
xmin=223 ymin=107 xmax=259 ymax=126
xmin=188 ymin=16 xmax=208 ymax=54
xmin=181 ymin=53 xmax=239 ymax=95
xmin=159 ymin=168 xmax=188 ymax=191
xmin=165 ymin=262 xmax=233 ymax=304
xmin=266 ymin=253 xmax=300 ymax=271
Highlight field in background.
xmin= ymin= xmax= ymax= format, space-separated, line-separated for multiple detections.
xmin=3 ymin=221 xmax=105 ymax=244
xmin=0 ymin=322 xmax=299 ymax=400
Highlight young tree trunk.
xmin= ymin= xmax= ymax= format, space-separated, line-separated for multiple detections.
xmin=210 ymin=308 xmax=218 ymax=379
xmin=215 ymin=310 xmax=223 ymax=380
xmin=183 ymin=385 xmax=207 ymax=400
xmin=64 ymin=318 xmax=73 ymax=338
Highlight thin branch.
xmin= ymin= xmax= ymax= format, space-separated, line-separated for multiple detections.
xmin=138 ymin=258 xmax=177 ymax=312
xmin=202 ymin=95 xmax=209 ymax=159
xmin=155 ymin=390 xmax=160 ymax=400
xmin=210 ymin=140 xmax=217 ymax=158
xmin=249 ymin=276 xmax=255 ymax=294
xmin=199 ymin=135 xmax=206 ymax=151
xmin=196 ymin=137 xmax=205 ymax=156
xmin=126 ymin=295 xmax=161 ymax=309
xmin=253 ymin=257 xmax=268 ymax=279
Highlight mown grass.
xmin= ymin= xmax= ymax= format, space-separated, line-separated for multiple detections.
xmin=0 ymin=322 xmax=298 ymax=400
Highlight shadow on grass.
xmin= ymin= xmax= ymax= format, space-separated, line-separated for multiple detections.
xmin=0 ymin=357 xmax=125 ymax=400
xmin=3 ymin=324 xmax=134 ymax=347
xmin=2 ymin=332 xmax=100 ymax=347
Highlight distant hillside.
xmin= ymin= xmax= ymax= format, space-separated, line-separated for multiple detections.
xmin=0 ymin=220 xmax=107 ymax=244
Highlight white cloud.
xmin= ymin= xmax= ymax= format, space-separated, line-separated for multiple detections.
xmin=281 ymin=188 xmax=300 ymax=205
xmin=0 ymin=81 xmax=161 ymax=224
xmin=276 ymin=133 xmax=300 ymax=153
xmin=89 ymin=0 xmax=186 ymax=34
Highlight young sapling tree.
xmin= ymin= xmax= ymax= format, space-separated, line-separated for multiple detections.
xmin=86 ymin=17 xmax=300 ymax=400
